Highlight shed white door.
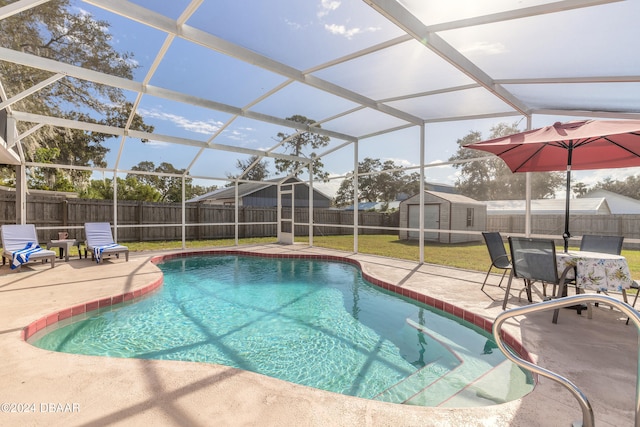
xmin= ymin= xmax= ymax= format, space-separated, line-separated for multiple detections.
xmin=408 ymin=204 xmax=439 ymax=241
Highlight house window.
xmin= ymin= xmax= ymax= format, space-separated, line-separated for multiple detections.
xmin=466 ymin=208 xmax=474 ymax=227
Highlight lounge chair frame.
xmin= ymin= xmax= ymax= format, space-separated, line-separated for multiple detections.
xmin=84 ymin=222 xmax=129 ymax=263
xmin=1 ymin=224 xmax=56 ymax=269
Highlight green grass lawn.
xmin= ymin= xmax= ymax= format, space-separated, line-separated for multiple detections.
xmin=298 ymin=235 xmax=489 ymax=271
xmin=66 ymin=237 xmax=277 ymax=260
xmin=70 ymin=234 xmax=640 ymax=279
xmin=303 ymin=234 xmax=640 ymax=278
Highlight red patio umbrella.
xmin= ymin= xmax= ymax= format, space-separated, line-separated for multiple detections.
xmin=464 ymin=119 xmax=640 ymax=251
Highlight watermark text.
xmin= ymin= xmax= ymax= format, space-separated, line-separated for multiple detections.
xmin=1 ymin=403 xmax=80 ymax=413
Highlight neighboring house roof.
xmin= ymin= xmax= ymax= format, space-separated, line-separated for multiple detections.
xmin=397 ymin=183 xmax=458 ymax=202
xmin=187 ymin=186 xmax=229 ymax=203
xmin=424 ymin=190 xmax=484 ymax=205
xmin=348 ymin=190 xmax=478 ymax=210
xmin=400 ymin=190 xmax=484 ymax=205
xmin=483 ymin=198 xmax=610 ymax=215
xmin=0 ymin=185 xmax=78 ymax=198
xmin=424 ymin=182 xmax=456 ymax=194
xmin=583 ymin=189 xmax=640 ymax=214
xmin=186 ymin=176 xmax=332 ymax=203
xmin=187 ymin=181 xmax=269 ymax=203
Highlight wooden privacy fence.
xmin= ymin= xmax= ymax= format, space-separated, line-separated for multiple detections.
xmin=1 ymin=193 xmax=636 ymax=245
xmin=0 ymin=194 xmax=399 ymax=243
xmin=487 ymin=214 xmax=640 ymax=248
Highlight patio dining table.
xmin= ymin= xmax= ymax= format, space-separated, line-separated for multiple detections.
xmin=555 ymin=250 xmax=633 ymax=293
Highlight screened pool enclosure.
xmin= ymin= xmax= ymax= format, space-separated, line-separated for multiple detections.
xmin=1 ymin=0 xmax=639 ymax=261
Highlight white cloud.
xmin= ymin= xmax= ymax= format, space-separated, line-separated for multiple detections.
xmin=140 ymin=109 xmax=224 ymax=135
xmin=318 ymin=0 xmax=341 ymax=18
xmin=284 ymin=18 xmax=304 ymax=31
xmin=123 ymin=57 xmax=139 ymax=68
xmin=316 ymin=0 xmax=379 ymax=39
xmin=227 ymin=129 xmax=255 ymax=143
xmin=459 ymin=41 xmax=506 ymax=55
xmin=76 ymin=7 xmax=90 ymax=18
xmin=384 ymin=157 xmax=417 ymax=168
xmin=572 ymin=169 xmax=639 ymax=189
xmin=324 ymin=23 xmax=379 ymax=39
xmin=139 ymin=140 xmax=169 ymax=147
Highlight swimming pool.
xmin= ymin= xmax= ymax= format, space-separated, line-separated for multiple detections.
xmin=31 ymin=255 xmax=534 ymax=407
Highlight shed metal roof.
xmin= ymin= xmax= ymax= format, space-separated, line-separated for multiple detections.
xmin=402 ymin=190 xmax=486 ymax=205
xmin=583 ymin=189 xmax=640 ymax=214
xmin=484 ymin=197 xmax=611 ymax=215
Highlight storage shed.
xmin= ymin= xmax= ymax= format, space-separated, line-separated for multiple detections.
xmin=399 ymin=191 xmax=486 ymax=243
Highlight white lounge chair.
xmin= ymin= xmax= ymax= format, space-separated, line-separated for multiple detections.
xmin=84 ymin=222 xmax=129 ymax=263
xmin=1 ymin=224 xmax=56 ymax=269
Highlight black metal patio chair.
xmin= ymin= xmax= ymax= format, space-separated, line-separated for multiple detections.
xmin=579 ymin=234 xmax=624 ymax=255
xmin=481 ymin=232 xmax=512 ymax=291
xmin=575 ymin=235 xmax=624 ymax=308
xmin=503 ymin=236 xmax=575 ymax=323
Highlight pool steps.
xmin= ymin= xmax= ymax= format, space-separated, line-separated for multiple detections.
xmin=399 ymin=319 xmax=533 ymax=407
xmin=372 ymin=317 xmax=533 ymax=406
xmin=373 ymin=318 xmax=462 ymax=403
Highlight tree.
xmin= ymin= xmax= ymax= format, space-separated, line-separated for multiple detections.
xmin=333 ymin=157 xmax=421 ymax=207
xmin=449 ymin=122 xmax=564 ymax=200
xmin=189 ymin=183 xmax=218 ymax=198
xmin=79 ymin=177 xmax=161 ymax=201
xmin=273 ymin=115 xmax=330 ymax=181
xmin=227 ymin=155 xmax=270 ymax=183
xmin=27 ymin=147 xmax=75 ymax=192
xmin=591 ymin=175 xmax=640 ymax=200
xmin=0 ymin=2 xmax=153 ymax=188
xmin=400 ymin=172 xmax=422 ymax=197
xmin=129 ymin=162 xmax=187 ymax=203
xmin=126 ymin=161 xmax=217 ymax=202
xmin=80 ymin=173 xmax=216 ymax=201
xmin=572 ymin=181 xmax=589 ymax=197
xmin=0 ymin=1 xmax=137 ymax=120
xmin=30 ymin=110 xmax=112 ymax=191
xmin=378 ymin=160 xmax=409 ymax=203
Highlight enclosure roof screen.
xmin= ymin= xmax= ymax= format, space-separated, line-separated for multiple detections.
xmin=0 ymin=0 xmax=638 ymax=183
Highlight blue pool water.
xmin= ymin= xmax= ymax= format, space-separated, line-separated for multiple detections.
xmin=32 ymin=255 xmax=534 ymax=406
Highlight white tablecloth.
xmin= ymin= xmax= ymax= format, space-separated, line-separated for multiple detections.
xmin=556 ymin=250 xmax=632 ymax=292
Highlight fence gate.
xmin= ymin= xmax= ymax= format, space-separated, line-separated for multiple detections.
xmin=277 ymin=182 xmax=294 ymax=244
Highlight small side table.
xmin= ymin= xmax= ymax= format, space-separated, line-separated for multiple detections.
xmin=47 ymin=239 xmax=81 ymax=262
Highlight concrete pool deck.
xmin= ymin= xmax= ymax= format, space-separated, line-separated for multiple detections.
xmin=0 ymin=243 xmax=637 ymax=426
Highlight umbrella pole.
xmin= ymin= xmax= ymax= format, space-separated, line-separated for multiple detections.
xmin=563 ymin=146 xmax=573 ymax=252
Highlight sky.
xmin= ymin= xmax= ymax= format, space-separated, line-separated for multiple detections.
xmin=62 ymin=0 xmax=640 ymax=200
